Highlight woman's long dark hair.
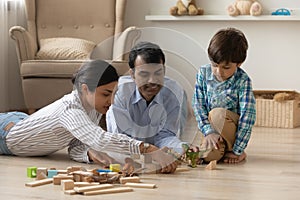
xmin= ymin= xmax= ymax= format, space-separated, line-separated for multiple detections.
xmin=72 ymin=60 xmax=119 ymax=94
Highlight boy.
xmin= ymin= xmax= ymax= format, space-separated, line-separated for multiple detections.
xmin=192 ymin=27 xmax=256 ymax=164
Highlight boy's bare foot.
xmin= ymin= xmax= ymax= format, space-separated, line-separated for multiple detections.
xmin=223 ymin=152 xmax=247 ymax=164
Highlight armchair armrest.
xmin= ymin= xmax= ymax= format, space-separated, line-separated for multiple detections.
xmin=9 ymin=26 xmax=37 ymax=64
xmin=112 ymin=26 xmax=141 ymax=61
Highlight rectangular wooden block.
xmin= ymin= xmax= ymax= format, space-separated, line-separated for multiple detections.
xmin=83 ymin=187 xmax=133 ymax=195
xmin=74 ymin=184 xmax=113 ymax=193
xmin=25 ymin=178 xmax=53 ymax=187
xmin=53 ymin=175 xmax=74 ymax=185
xmin=74 ymin=182 xmax=99 ymax=187
xmin=57 ymin=169 xmax=68 ymax=174
xmin=119 ymin=176 xmax=140 ymax=184
xmin=61 ymin=179 xmax=74 ymax=191
xmin=47 ymin=169 xmax=58 ymax=178
xmin=64 ymin=189 xmax=77 ymax=195
xmin=109 ymin=164 xmax=121 ymax=172
xmin=36 ymin=167 xmax=47 ymax=179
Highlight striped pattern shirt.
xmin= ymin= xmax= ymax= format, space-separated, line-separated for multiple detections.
xmin=192 ymin=64 xmax=256 ymax=155
xmin=6 ymin=90 xmax=142 ymax=163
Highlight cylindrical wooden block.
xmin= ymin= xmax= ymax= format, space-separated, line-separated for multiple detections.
xmin=83 ymin=187 xmax=133 ymax=195
xmin=124 ymin=182 xmax=157 ymax=189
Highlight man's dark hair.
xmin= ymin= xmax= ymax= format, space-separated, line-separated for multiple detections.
xmin=128 ymin=41 xmax=165 ymax=69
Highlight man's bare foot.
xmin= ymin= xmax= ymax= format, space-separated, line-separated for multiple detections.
xmin=223 ymin=152 xmax=247 ymax=164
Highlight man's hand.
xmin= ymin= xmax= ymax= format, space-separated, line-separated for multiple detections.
xmin=201 ymin=133 xmax=223 ymax=150
xmin=144 ymin=145 xmax=177 ymax=173
xmin=87 ymin=149 xmax=116 ymax=167
xmin=122 ymin=157 xmax=135 ymax=175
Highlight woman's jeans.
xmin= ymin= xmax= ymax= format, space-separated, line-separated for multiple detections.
xmin=0 ymin=111 xmax=28 ymax=154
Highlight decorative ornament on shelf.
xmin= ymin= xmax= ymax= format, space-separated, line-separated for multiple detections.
xmin=227 ymin=0 xmax=263 ymax=16
xmin=170 ymin=0 xmax=204 ymax=16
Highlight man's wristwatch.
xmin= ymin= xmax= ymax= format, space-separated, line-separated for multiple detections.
xmin=142 ymin=142 xmax=150 ymax=154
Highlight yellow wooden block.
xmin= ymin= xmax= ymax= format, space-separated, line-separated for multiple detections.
xmin=109 ymin=164 xmax=121 ymax=172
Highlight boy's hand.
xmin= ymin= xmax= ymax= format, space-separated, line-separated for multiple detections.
xmin=189 ymin=144 xmax=200 ymax=153
xmin=202 ymin=133 xmax=223 ymax=150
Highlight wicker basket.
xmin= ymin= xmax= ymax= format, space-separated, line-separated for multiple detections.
xmin=254 ymin=90 xmax=300 ymax=128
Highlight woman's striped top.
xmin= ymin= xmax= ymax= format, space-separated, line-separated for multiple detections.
xmin=6 ymin=90 xmax=142 ymax=163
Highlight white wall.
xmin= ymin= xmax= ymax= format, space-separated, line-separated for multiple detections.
xmin=124 ymin=0 xmax=300 ymax=91
xmin=3 ymin=0 xmax=300 ymax=111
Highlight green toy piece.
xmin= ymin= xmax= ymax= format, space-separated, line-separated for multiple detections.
xmin=182 ymin=144 xmax=207 ymax=168
xmin=27 ymin=166 xmax=37 ymax=178
xmin=165 ymin=144 xmax=208 ymax=168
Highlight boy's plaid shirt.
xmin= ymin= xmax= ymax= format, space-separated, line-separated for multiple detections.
xmin=192 ymin=64 xmax=256 ymax=155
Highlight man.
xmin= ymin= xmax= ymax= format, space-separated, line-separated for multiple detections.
xmin=106 ymin=41 xmax=188 ymax=154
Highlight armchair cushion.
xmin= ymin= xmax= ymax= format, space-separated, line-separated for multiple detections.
xmin=35 ymin=37 xmax=96 ymax=60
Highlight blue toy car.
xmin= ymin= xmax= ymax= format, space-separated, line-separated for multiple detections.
xmin=271 ymin=8 xmax=291 ymax=16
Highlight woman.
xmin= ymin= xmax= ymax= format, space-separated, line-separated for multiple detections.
xmin=0 ymin=60 xmax=177 ymax=173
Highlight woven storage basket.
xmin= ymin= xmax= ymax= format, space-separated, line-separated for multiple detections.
xmin=254 ymin=90 xmax=300 ymax=128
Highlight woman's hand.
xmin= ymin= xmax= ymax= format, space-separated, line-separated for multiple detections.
xmin=87 ymin=149 xmax=116 ymax=167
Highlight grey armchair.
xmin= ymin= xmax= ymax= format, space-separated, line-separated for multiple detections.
xmin=9 ymin=0 xmax=139 ymax=113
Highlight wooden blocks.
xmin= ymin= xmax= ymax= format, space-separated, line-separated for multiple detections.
xmin=119 ymin=176 xmax=140 ymax=184
xmin=25 ymin=178 xmax=53 ymax=187
xmin=25 ymin=165 xmax=157 ymax=196
xmin=74 ymin=184 xmax=113 ymax=193
xmin=61 ymin=180 xmax=74 ymax=191
xmin=205 ymin=160 xmax=217 ymax=170
xmin=67 ymin=166 xmax=84 ymax=174
xmin=124 ymin=182 xmax=157 ymax=189
xmin=36 ymin=167 xmax=47 ymax=180
xmin=83 ymin=187 xmax=133 ymax=196
xmin=74 ymin=182 xmax=99 ymax=187
xmin=53 ymin=175 xmax=74 ymax=185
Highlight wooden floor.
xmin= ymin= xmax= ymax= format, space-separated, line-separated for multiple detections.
xmin=1 ymin=126 xmax=300 ymax=200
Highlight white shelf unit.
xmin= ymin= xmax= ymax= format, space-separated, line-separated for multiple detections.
xmin=145 ymin=15 xmax=300 ymax=21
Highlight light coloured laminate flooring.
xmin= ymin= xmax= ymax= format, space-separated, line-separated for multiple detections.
xmin=0 ymin=126 xmax=300 ymax=200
